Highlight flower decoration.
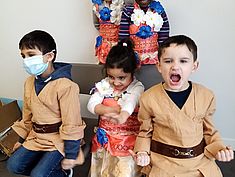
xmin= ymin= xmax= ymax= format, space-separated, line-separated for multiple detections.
xmin=110 ymin=0 xmax=124 ymax=10
xmin=152 ymin=13 xmax=163 ymax=32
xmin=96 ymin=128 xmax=108 ymax=146
xmin=144 ymin=11 xmax=163 ymax=32
xmin=92 ymin=0 xmax=103 ymax=5
xmin=131 ymin=0 xmax=164 ymax=33
xmin=93 ymin=0 xmax=124 ymax=25
xmin=110 ymin=9 xmax=122 ymax=25
xmin=149 ymin=1 xmax=165 ymax=14
xmin=144 ymin=11 xmax=156 ymax=28
xmin=136 ymin=26 xmax=153 ymax=39
xmin=99 ymin=7 xmax=111 ymax=21
xmin=95 ymin=36 xmax=103 ymax=48
xmin=110 ymin=0 xmax=124 ymax=24
xmin=131 ymin=9 xmax=145 ymax=26
xmin=95 ymin=78 xmax=114 ymax=96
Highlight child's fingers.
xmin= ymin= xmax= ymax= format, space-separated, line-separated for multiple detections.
xmin=136 ymin=152 xmax=150 ymax=166
xmin=216 ymin=148 xmax=234 ymax=162
xmin=109 ymin=118 xmax=118 ymax=124
xmin=128 ymin=149 xmax=137 ymax=160
xmin=216 ymin=151 xmax=221 ymax=161
xmin=128 ymin=150 xmax=151 ymax=166
xmin=103 ymin=113 xmax=117 ymax=117
xmin=220 ymin=150 xmax=226 ymax=161
xmin=225 ymin=147 xmax=234 ymax=161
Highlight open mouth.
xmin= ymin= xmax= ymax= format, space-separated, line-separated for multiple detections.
xmin=170 ymin=74 xmax=181 ymax=84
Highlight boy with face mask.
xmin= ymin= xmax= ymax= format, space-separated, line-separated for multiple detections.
xmin=7 ymin=30 xmax=86 ymax=177
xmin=119 ymin=0 xmax=170 ymax=65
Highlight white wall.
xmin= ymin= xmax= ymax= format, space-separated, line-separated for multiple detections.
xmin=0 ymin=0 xmax=235 ymax=147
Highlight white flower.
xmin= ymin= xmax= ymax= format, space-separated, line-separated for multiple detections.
xmin=144 ymin=11 xmax=156 ymax=28
xmin=93 ymin=5 xmax=100 ymax=18
xmin=95 ymin=78 xmax=113 ymax=95
xmin=110 ymin=9 xmax=122 ymax=25
xmin=131 ymin=9 xmax=145 ymax=26
xmin=153 ymin=13 xmax=163 ymax=32
xmin=110 ymin=0 xmax=124 ymax=11
xmin=109 ymin=0 xmax=123 ymax=25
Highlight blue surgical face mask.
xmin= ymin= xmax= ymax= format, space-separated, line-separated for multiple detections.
xmin=23 ymin=55 xmax=49 ymax=76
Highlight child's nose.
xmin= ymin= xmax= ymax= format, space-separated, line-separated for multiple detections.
xmin=113 ymin=79 xmax=120 ymax=86
xmin=171 ymin=62 xmax=180 ymax=69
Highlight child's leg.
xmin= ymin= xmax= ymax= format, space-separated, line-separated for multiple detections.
xmin=7 ymin=146 xmax=44 ymax=176
xmin=30 ymin=150 xmax=66 ymax=177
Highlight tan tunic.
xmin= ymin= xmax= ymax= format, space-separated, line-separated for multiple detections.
xmin=12 ymin=76 xmax=86 ymax=158
xmin=134 ymin=83 xmax=225 ymax=177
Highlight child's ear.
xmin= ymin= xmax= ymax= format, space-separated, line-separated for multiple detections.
xmin=156 ymin=61 xmax=162 ymax=73
xmin=192 ymin=61 xmax=199 ymax=72
xmin=45 ymin=52 xmax=55 ymax=62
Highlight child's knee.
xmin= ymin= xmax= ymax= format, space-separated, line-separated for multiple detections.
xmin=7 ymin=157 xmax=21 ymax=174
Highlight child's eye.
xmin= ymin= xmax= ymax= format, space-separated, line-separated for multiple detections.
xmin=180 ymin=59 xmax=188 ymax=63
xmin=108 ymin=75 xmax=115 ymax=80
xmin=118 ymin=76 xmax=126 ymax=81
xmin=164 ymin=60 xmax=172 ymax=63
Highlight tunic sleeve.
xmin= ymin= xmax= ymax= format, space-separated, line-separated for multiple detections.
xmin=87 ymin=91 xmax=104 ymax=115
xmin=134 ymin=93 xmax=153 ymax=153
xmin=12 ymin=79 xmax=33 ymax=139
xmin=203 ymin=94 xmax=225 ymax=159
xmin=58 ymin=83 xmax=86 ymax=140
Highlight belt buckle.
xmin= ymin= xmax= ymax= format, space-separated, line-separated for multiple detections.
xmin=174 ymin=149 xmax=194 ymax=157
xmin=33 ymin=124 xmax=46 ymax=133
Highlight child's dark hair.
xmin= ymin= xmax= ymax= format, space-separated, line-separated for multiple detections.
xmin=19 ymin=30 xmax=57 ymax=62
xmin=158 ymin=35 xmax=197 ymax=61
xmin=104 ymin=38 xmax=138 ymax=75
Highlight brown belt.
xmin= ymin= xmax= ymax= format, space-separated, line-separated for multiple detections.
xmin=32 ymin=122 xmax=62 ymax=133
xmin=150 ymin=139 xmax=205 ymax=159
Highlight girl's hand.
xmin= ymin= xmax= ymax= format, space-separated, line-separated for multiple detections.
xmin=129 ymin=150 xmax=150 ymax=166
xmin=216 ymin=146 xmax=234 ymax=162
xmin=95 ymin=104 xmax=121 ymax=115
xmin=103 ymin=111 xmax=129 ymax=124
xmin=12 ymin=142 xmax=22 ymax=152
xmin=103 ymin=112 xmax=119 ymax=124
xmin=111 ymin=105 xmax=121 ymax=113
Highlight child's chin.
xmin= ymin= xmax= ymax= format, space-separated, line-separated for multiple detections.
xmin=168 ymin=82 xmax=183 ymax=90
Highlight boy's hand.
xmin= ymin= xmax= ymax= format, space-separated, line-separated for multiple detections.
xmin=12 ymin=142 xmax=22 ymax=152
xmin=215 ymin=146 xmax=234 ymax=162
xmin=61 ymin=158 xmax=77 ymax=170
xmin=129 ymin=150 xmax=150 ymax=166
